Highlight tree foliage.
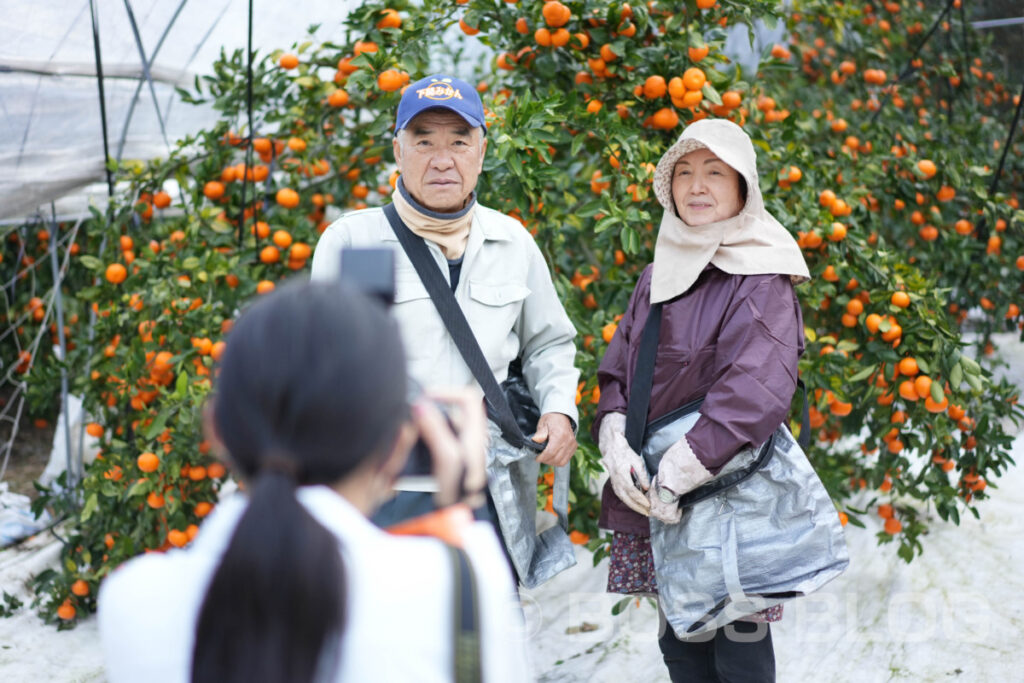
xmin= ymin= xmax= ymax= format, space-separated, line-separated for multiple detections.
xmin=2 ymin=0 xmax=1022 ymax=625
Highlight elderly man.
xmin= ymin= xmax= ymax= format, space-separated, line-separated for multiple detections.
xmin=311 ymin=75 xmax=579 ymax=586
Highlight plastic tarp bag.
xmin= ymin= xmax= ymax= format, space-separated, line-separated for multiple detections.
xmin=487 ymin=423 xmax=576 ymax=588
xmin=648 ymin=424 xmax=849 ymax=637
xmin=0 ymin=483 xmax=51 ymax=548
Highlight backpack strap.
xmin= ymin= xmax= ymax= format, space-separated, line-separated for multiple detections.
xmin=447 ymin=544 xmax=482 ymax=683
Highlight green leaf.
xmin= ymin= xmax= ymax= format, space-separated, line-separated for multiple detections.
xmin=610 ymin=596 xmax=634 ymax=615
xmin=173 ymin=371 xmax=189 ymax=399
xmin=144 ymin=410 xmax=170 ymax=440
xmin=79 ymin=255 xmax=103 ymax=271
xmin=701 ymin=83 xmax=722 ymax=106
xmin=966 ymin=373 xmax=984 ymax=393
xmin=897 ymin=543 xmax=914 ymax=563
xmin=81 ymin=493 xmax=99 ymax=522
xmin=594 ymin=215 xmax=619 ymax=234
xmin=848 ymin=366 xmax=875 ymax=383
xmin=570 ymin=132 xmax=588 ymax=158
xmin=126 ymin=479 xmax=149 ymax=498
xmin=960 ymin=356 xmax=981 ymax=375
xmin=949 ymin=363 xmax=963 ymax=389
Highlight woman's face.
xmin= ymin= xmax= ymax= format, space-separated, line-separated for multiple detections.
xmin=671 ymin=147 xmax=744 ymax=226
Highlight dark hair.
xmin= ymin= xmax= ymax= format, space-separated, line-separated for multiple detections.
xmin=191 ymin=280 xmax=408 ymax=683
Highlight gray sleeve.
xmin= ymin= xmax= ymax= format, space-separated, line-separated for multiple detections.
xmin=310 ymin=221 xmax=352 ymax=282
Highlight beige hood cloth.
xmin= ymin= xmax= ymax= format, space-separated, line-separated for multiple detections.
xmin=649 ymin=118 xmax=810 ymax=304
xmin=392 ymin=177 xmax=475 ymax=259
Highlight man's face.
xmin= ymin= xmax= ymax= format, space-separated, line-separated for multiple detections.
xmin=393 ymin=109 xmax=487 ymax=213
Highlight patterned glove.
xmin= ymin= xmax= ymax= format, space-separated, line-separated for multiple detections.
xmin=647 ymin=435 xmax=713 ymax=525
xmin=598 ymin=413 xmax=651 ymax=516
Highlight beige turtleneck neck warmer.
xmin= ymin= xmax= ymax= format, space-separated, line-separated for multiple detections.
xmin=392 ymin=178 xmax=475 ymax=259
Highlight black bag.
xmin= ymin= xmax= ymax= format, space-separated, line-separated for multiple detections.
xmin=502 ymin=357 xmax=541 ymax=437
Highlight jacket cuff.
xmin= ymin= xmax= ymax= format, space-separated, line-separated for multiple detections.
xmin=538 ymin=389 xmax=579 ymax=428
xmin=657 ymin=435 xmax=713 ymax=496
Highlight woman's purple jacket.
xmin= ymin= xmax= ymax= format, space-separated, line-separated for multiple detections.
xmin=592 ymin=264 xmax=804 ymax=536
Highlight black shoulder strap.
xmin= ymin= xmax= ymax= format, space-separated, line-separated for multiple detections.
xmin=382 ymin=203 xmax=531 ymax=450
xmin=796 ymin=379 xmax=810 ymax=450
xmin=624 ymin=302 xmax=663 ymax=453
xmin=448 ymin=545 xmax=482 ymax=683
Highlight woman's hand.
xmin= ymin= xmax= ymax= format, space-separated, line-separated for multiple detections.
xmin=658 ymin=435 xmax=713 ymax=497
xmin=648 ymin=435 xmax=713 ymax=524
xmin=647 ymin=480 xmax=683 ymax=524
xmin=411 ymin=388 xmax=489 ymax=509
xmin=598 ymin=413 xmax=651 ymax=516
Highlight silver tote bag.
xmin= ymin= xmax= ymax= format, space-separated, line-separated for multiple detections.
xmin=643 ymin=403 xmax=850 ymax=638
xmin=487 ymin=423 xmax=577 ymax=589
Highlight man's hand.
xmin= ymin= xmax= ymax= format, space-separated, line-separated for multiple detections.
xmin=532 ymin=412 xmax=577 ymax=467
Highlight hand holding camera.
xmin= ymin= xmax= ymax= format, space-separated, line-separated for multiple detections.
xmin=410 ymin=387 xmax=488 ymax=510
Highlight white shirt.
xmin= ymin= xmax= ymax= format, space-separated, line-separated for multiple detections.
xmin=98 ymin=486 xmax=531 ymax=682
xmin=311 ymin=204 xmax=579 ymax=423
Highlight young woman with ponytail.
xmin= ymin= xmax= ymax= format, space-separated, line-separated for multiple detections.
xmin=98 ymin=280 xmax=528 ymax=682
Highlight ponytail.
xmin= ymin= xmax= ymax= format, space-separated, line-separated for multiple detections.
xmin=191 ymin=461 xmax=345 ymax=683
xmin=192 ymin=281 xmax=408 ymax=682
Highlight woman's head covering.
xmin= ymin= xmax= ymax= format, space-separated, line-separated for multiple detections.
xmin=648 ymin=118 xmax=810 ymax=303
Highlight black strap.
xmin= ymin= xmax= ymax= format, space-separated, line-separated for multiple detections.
xmin=382 ymin=203 xmax=537 ymax=451
xmin=796 ymin=378 xmax=810 ymax=450
xmin=624 ymin=302 xmax=663 ymax=453
xmin=447 ymin=545 xmax=481 ymax=683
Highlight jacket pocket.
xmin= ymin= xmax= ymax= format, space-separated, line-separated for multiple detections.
xmin=468 ymin=281 xmax=531 ymax=307
xmin=467 ymin=281 xmax=532 ymax=361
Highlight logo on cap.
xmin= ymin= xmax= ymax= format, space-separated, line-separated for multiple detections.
xmin=416 ymin=78 xmax=463 ymax=102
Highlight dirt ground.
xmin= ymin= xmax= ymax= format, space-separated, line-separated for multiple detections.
xmin=1 ymin=389 xmax=54 ymax=500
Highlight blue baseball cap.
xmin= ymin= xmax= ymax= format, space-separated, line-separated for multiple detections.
xmin=395 ymin=75 xmax=487 ymax=133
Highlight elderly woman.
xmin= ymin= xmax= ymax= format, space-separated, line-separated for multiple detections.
xmin=593 ymin=118 xmax=810 ymax=682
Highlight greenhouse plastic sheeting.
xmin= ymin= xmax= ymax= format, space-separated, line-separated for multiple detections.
xmin=0 ymin=0 xmax=357 ymax=223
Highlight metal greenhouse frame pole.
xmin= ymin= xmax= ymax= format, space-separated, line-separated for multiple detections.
xmin=48 ymin=204 xmax=74 ymax=488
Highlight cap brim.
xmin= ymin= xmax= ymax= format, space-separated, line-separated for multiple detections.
xmin=397 ymin=105 xmax=486 ymax=133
